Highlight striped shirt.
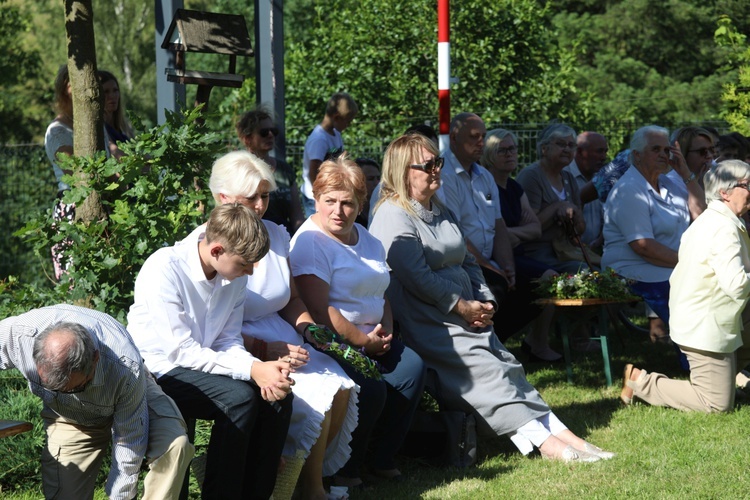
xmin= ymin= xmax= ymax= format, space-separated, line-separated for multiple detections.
xmin=0 ymin=304 xmax=147 ymax=500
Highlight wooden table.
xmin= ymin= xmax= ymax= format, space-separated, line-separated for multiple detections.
xmin=536 ymin=298 xmax=637 ymax=387
xmin=0 ymin=419 xmax=33 ymax=439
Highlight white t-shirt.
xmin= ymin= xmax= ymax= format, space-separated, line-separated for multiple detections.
xmin=302 ymin=125 xmax=344 ymax=199
xmin=289 ymin=218 xmax=389 ymax=331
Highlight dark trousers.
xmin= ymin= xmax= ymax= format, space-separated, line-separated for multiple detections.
xmin=335 ymin=339 xmax=425 ymax=476
xmin=158 ymin=367 xmax=293 ymax=500
xmin=482 ymin=266 xmax=543 ymax=341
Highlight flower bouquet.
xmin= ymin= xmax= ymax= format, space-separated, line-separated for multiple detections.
xmin=304 ymin=324 xmax=383 ymax=380
xmin=535 ymin=268 xmax=639 ymax=302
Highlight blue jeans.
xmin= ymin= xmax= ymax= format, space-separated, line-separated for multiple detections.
xmin=158 ymin=367 xmax=292 ymax=500
xmin=333 ymin=339 xmax=425 ymax=477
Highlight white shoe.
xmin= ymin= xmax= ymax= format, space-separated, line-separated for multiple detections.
xmin=582 ymin=442 xmax=615 ymax=460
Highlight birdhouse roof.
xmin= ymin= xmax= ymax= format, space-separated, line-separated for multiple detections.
xmin=161 ymin=9 xmax=253 ymax=56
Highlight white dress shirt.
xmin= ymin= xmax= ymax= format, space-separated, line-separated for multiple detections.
xmin=127 ymin=226 xmax=256 ymax=380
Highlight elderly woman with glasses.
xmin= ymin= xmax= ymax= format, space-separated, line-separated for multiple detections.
xmin=236 ymin=108 xmax=305 ymax=234
xmin=369 ymin=133 xmax=614 ymax=462
xmin=602 ymin=126 xmax=694 ymax=345
xmin=662 ymin=126 xmax=716 ymax=219
xmin=622 ymin=160 xmax=750 ymax=412
xmin=516 ymin=124 xmax=587 ymax=273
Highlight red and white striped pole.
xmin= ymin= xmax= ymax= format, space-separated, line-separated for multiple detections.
xmin=437 ymin=0 xmax=450 ymax=153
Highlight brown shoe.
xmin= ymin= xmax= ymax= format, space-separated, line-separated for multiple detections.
xmin=620 ymin=364 xmax=635 ymax=405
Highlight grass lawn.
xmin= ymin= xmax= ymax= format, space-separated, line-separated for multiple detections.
xmin=3 ymin=321 xmax=750 ymax=499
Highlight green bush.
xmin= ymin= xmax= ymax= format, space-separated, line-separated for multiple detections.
xmin=9 ymin=107 xmax=225 ymax=322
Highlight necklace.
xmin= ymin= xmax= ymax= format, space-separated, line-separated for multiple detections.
xmin=409 ymin=198 xmax=440 ymax=223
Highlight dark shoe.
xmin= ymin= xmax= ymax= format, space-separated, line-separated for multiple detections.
xmin=521 ymin=340 xmax=563 ymax=363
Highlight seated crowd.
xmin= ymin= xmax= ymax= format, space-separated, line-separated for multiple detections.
xmin=9 ymin=87 xmax=750 ymax=499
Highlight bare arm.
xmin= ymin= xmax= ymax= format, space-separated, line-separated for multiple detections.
xmin=308 ymin=159 xmax=323 ymax=185
xmin=278 ymin=261 xmax=315 ymax=333
xmin=294 ymin=273 xmax=391 ymax=356
xmin=669 ymin=142 xmax=706 ymax=220
xmin=628 ymin=238 xmax=679 ymax=268
xmin=580 ymin=181 xmax=598 ymax=205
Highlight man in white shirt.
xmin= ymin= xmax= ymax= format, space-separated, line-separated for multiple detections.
xmin=564 ymin=131 xmax=608 ymax=249
xmin=302 ymin=93 xmax=358 ymax=216
xmin=128 ymin=204 xmax=294 ymax=500
xmin=0 ymin=304 xmax=193 ymax=500
xmin=437 ymin=112 xmax=516 ymax=301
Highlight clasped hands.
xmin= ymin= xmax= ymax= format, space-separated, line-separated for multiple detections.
xmin=251 ymin=342 xmax=310 ymax=402
xmin=454 ymin=298 xmax=495 ymax=328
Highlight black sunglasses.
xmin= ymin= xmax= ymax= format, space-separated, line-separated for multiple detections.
xmin=258 ymin=127 xmax=279 ymax=138
xmin=410 ymin=156 xmax=444 ymax=174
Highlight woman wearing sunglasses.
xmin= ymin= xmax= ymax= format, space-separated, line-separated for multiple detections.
xmin=622 ymin=160 xmax=750 ymax=412
xmin=369 ymin=133 xmax=613 ymax=462
xmin=236 ymin=108 xmax=305 ymax=234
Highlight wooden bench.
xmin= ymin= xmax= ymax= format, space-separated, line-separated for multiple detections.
xmin=0 ymin=419 xmax=33 ymax=439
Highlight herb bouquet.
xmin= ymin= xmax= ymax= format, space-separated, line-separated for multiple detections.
xmin=304 ymin=324 xmax=383 ymax=380
xmin=535 ymin=268 xmax=639 ymax=301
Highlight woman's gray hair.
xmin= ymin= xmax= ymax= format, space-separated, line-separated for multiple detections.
xmin=481 ymin=129 xmax=518 ymax=171
xmin=208 ymin=150 xmax=277 ymax=204
xmin=704 ymin=160 xmax=750 ymax=203
xmin=629 ymin=125 xmax=669 ymax=155
xmin=33 ymin=322 xmax=96 ymax=391
xmin=536 ymin=123 xmax=577 ymax=158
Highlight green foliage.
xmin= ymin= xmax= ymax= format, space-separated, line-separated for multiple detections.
xmin=0 ymin=1 xmax=43 ymax=143
xmin=535 ymin=268 xmax=638 ymax=301
xmin=282 ymin=0 xmax=574 ymax=151
xmin=553 ymin=0 xmax=729 ymax=130
xmin=11 ymin=108 xmax=223 ymax=322
xmin=715 ymin=16 xmax=750 ymax=135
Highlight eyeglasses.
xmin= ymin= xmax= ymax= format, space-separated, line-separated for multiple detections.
xmin=734 ymin=183 xmax=750 ymax=192
xmin=553 ymin=141 xmax=577 ymax=150
xmin=410 ymin=156 xmax=444 ymax=174
xmin=258 ymin=127 xmax=279 ymax=138
xmin=687 ymin=147 xmax=716 ymax=157
xmin=496 ymin=145 xmax=518 ymax=156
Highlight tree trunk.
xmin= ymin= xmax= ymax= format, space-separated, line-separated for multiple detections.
xmin=64 ymin=0 xmax=106 ymax=222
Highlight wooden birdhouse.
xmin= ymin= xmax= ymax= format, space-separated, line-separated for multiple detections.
xmin=161 ymin=9 xmax=253 ymax=106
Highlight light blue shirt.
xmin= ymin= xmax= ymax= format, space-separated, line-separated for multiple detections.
xmin=0 ymin=305 xmax=147 ymax=500
xmin=437 ymin=149 xmax=502 ymax=261
xmin=565 ymin=160 xmax=603 ymax=246
xmin=602 ymin=166 xmax=690 ymax=282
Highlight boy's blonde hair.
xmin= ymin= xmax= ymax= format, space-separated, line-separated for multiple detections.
xmin=204 ymin=204 xmax=270 ymax=263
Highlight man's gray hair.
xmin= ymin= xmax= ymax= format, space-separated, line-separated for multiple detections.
xmin=704 ymin=160 xmax=750 ymax=203
xmin=33 ymin=322 xmax=96 ymax=391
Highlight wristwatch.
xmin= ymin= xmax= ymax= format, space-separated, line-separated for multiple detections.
xmin=684 ymin=172 xmax=697 ymax=184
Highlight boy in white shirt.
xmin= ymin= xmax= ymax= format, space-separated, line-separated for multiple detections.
xmin=128 ymin=203 xmax=294 ymax=500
